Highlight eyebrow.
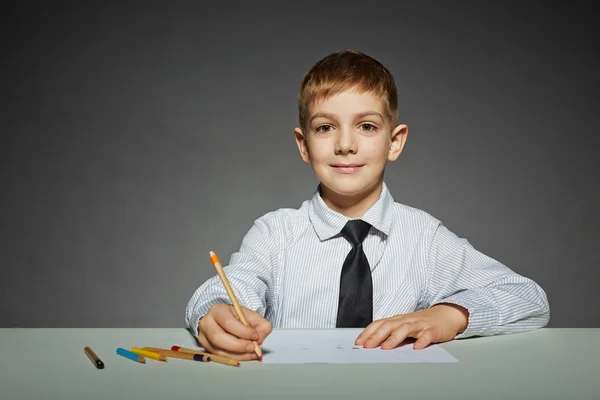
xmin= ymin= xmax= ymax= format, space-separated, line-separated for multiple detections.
xmin=310 ymin=111 xmax=384 ymax=123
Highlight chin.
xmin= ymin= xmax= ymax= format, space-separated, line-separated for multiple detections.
xmin=322 ymin=182 xmax=372 ymax=198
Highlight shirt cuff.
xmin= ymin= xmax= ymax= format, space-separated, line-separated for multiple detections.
xmin=431 ymin=290 xmax=498 ymax=338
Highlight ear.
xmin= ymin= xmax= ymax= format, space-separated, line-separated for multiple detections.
xmin=294 ymin=127 xmax=311 ymax=163
xmin=388 ymin=124 xmax=408 ymax=161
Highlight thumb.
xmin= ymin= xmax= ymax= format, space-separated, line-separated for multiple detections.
xmin=245 ymin=308 xmax=272 ymax=343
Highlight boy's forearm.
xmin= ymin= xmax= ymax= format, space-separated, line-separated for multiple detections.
xmin=431 ymin=278 xmax=550 ymax=338
xmin=427 ymin=222 xmax=550 ymax=338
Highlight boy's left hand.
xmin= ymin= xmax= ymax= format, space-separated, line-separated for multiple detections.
xmin=355 ymin=303 xmax=469 ymax=350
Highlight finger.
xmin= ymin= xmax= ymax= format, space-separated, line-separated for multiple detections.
xmin=198 ymin=325 xmax=238 ymax=359
xmin=218 ymin=312 xmax=260 ymax=341
xmin=381 ymin=322 xmax=421 ymax=350
xmin=355 ymin=319 xmax=386 ymax=345
xmin=204 ymin=314 xmax=257 ymax=354
xmin=244 ymin=309 xmax=272 ymax=343
xmin=199 ymin=331 xmax=259 ymax=361
xmin=197 ymin=328 xmax=211 ymax=352
xmin=208 ymin=346 xmax=260 ymax=361
xmin=198 ymin=324 xmax=258 ymax=362
xmin=413 ymin=328 xmax=435 ymax=350
xmin=363 ymin=320 xmax=407 ymax=348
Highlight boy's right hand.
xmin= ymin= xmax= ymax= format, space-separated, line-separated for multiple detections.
xmin=197 ymin=303 xmax=272 ymax=361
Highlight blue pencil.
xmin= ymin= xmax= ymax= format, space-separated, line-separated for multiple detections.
xmin=116 ymin=347 xmax=146 ymax=363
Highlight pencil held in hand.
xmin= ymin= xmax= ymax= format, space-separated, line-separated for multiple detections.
xmin=209 ymin=250 xmax=263 ymax=361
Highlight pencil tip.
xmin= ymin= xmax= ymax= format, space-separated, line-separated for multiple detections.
xmin=209 ymin=250 xmax=215 ymax=256
xmin=259 ymin=356 xmax=263 ymax=361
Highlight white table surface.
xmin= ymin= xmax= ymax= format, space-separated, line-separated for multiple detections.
xmin=0 ymin=328 xmax=598 ymax=400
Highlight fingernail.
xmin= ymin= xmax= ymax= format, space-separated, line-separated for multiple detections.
xmin=247 ymin=344 xmax=254 ymax=352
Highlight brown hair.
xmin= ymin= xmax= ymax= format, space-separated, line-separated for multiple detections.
xmin=298 ymin=50 xmax=398 ymax=130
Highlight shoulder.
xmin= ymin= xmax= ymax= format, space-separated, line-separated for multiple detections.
xmin=390 ymin=200 xmax=441 ymax=229
xmin=241 ymin=200 xmax=312 ymax=248
xmin=384 ymin=201 xmax=449 ymax=257
xmin=387 ymin=200 xmax=470 ymax=255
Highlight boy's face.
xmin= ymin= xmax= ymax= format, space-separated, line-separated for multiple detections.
xmin=294 ymin=90 xmax=407 ymax=206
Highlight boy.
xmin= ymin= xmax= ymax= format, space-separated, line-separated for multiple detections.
xmin=185 ymin=50 xmax=550 ymax=361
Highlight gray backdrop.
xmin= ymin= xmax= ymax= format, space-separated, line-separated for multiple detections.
xmin=2 ymin=2 xmax=598 ymax=328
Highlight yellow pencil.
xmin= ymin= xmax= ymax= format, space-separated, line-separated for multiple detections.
xmin=131 ymin=347 xmax=167 ymax=361
xmin=209 ymin=251 xmax=263 ymax=361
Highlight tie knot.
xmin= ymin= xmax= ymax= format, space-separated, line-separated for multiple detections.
xmin=340 ymin=219 xmax=371 ymax=245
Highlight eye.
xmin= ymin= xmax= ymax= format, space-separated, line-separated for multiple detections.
xmin=359 ymin=123 xmax=377 ymax=132
xmin=315 ymin=124 xmax=333 ymax=133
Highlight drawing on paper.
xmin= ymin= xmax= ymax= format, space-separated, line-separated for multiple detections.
xmin=260 ymin=329 xmax=459 ymax=364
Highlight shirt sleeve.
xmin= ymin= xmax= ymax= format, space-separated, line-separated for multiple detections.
xmin=184 ymin=212 xmax=281 ymax=337
xmin=425 ymin=220 xmax=550 ymax=338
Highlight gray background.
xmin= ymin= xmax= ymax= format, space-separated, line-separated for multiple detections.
xmin=1 ymin=2 xmax=598 ymax=328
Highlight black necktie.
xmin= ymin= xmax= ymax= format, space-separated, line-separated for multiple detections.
xmin=336 ymin=219 xmax=373 ymax=328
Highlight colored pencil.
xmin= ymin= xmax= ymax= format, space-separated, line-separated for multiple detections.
xmin=209 ymin=250 xmax=263 ymax=360
xmin=130 ymin=347 xmax=167 ymax=361
xmin=171 ymin=345 xmax=240 ymax=367
xmin=116 ymin=348 xmax=145 ymax=363
xmin=142 ymin=347 xmax=210 ymax=362
xmin=84 ymin=346 xmax=104 ymax=369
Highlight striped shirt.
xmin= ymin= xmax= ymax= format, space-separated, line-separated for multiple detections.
xmin=185 ymin=182 xmax=550 ymax=338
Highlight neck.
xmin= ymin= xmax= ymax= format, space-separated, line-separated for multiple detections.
xmin=320 ymin=180 xmax=383 ymax=218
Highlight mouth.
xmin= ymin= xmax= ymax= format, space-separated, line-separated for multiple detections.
xmin=330 ymin=164 xmax=365 ymax=174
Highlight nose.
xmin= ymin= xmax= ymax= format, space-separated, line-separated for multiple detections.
xmin=334 ymin=128 xmax=357 ymax=155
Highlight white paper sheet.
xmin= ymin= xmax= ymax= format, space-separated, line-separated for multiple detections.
xmin=260 ymin=329 xmax=458 ymax=364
